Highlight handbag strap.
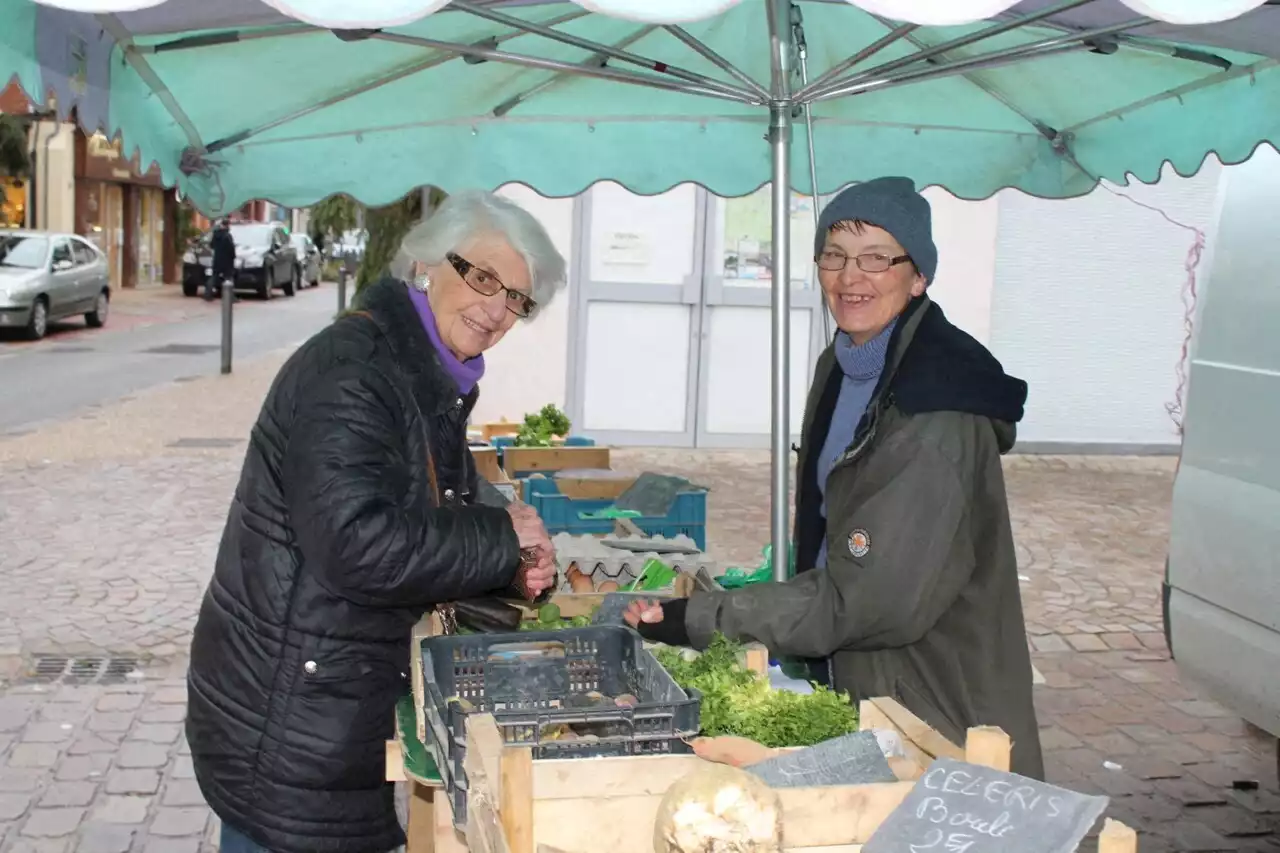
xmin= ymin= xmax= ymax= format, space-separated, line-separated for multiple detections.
xmin=343 ymin=308 xmax=443 ymax=505
xmin=345 ymin=308 xmax=455 ymax=632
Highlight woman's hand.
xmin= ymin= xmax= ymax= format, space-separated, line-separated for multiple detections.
xmin=623 ymin=597 xmax=692 ymax=647
xmin=506 ymin=501 xmax=551 ymax=551
xmin=623 ymin=599 xmax=666 ymax=628
xmin=517 ymin=548 xmax=557 ymax=599
xmin=506 ymin=503 xmax=556 ymax=599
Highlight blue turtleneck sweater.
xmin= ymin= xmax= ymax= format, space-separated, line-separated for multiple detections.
xmin=814 ymin=320 xmax=896 ymax=568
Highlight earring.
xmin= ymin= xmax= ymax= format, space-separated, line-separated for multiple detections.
xmin=410 ymin=261 xmax=430 ymax=292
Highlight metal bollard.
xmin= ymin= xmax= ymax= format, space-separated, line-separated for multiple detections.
xmin=337 ymin=270 xmax=349 ymax=313
xmin=220 ymin=276 xmax=234 ymax=375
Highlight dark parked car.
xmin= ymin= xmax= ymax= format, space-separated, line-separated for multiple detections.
xmin=182 ymin=222 xmax=299 ymax=300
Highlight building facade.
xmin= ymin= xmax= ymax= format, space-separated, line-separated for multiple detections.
xmin=471 ymin=165 xmax=1224 ymax=454
xmin=73 ymin=130 xmax=178 ymax=289
xmin=2 ymin=81 xmax=189 ymax=288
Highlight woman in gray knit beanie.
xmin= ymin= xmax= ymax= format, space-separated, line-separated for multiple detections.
xmin=628 ymin=176 xmax=1044 ymax=779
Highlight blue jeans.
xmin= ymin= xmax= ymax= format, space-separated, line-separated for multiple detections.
xmin=220 ymin=823 xmax=274 ymax=853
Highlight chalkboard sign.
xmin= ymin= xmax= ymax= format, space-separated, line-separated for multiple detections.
xmin=863 ymin=758 xmax=1108 ymax=853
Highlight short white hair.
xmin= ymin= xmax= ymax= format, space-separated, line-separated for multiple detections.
xmin=392 ymin=190 xmax=567 ymax=315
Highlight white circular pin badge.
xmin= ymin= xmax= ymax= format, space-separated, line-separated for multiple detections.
xmin=847 ymin=528 xmax=871 ymax=558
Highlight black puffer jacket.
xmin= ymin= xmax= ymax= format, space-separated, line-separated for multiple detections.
xmin=186 ymin=277 xmax=521 ymax=853
xmin=210 ymin=226 xmax=235 ymax=279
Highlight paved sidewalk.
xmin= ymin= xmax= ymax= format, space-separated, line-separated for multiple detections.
xmin=0 ymin=286 xmax=207 ymax=350
xmin=0 ymin=348 xmax=1276 ymax=851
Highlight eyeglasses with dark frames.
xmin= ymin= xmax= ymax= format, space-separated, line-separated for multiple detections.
xmin=815 ymin=248 xmax=912 ymax=274
xmin=446 ymin=251 xmax=537 ymax=318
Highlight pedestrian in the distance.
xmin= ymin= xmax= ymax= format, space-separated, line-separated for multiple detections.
xmin=187 ymin=190 xmax=566 ymax=853
xmin=208 ymin=218 xmax=235 ymax=301
xmin=625 ymin=176 xmax=1044 ymax=780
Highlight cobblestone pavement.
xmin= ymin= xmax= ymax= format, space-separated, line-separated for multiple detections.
xmin=0 ymin=349 xmax=1276 ymax=851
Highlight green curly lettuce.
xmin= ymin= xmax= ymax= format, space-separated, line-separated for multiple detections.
xmin=655 ymin=635 xmax=858 ymax=748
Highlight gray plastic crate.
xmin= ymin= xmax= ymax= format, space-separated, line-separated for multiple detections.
xmin=419 ymin=625 xmax=701 ymax=827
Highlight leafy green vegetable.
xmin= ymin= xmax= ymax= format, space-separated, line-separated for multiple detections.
xmin=513 ymin=404 xmax=572 ymax=447
xmin=516 ymin=607 xmax=598 ymax=631
xmin=655 ymin=635 xmax=858 ymax=748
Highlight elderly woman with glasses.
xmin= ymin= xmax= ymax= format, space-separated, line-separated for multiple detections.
xmin=626 ymin=177 xmax=1044 ymax=780
xmin=186 ymin=191 xmax=564 ymax=853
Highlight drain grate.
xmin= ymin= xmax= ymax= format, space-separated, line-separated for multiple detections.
xmin=142 ymin=343 xmax=219 ymax=355
xmin=167 ymin=437 xmax=242 ymax=448
xmin=21 ymin=654 xmax=142 ymax=685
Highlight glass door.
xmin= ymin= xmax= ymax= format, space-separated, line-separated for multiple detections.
xmin=567 ymin=183 xmax=707 ymax=446
xmin=695 ymin=186 xmax=826 ymax=447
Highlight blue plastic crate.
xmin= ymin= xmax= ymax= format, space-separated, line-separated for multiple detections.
xmin=525 ymin=477 xmax=707 ymax=550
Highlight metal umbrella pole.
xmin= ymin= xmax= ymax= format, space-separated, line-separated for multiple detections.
xmin=794 ymin=8 xmax=831 ymax=343
xmin=767 ymin=0 xmax=794 ymax=582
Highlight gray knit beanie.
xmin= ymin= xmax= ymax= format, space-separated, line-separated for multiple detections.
xmin=814 ymin=176 xmax=937 ymax=284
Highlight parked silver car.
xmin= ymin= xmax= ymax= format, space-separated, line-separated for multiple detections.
xmin=0 ymin=229 xmax=111 ymax=340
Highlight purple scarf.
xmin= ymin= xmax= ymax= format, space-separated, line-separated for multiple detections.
xmin=406 ymin=283 xmax=486 ymax=395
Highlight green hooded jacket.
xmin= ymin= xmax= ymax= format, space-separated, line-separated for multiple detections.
xmin=685 ymin=295 xmax=1045 ymax=779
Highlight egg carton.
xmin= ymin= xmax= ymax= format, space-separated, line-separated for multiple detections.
xmin=549 ymin=532 xmax=718 ymax=593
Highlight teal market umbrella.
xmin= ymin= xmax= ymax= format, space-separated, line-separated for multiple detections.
xmin=3 ymin=0 xmax=1276 ymax=575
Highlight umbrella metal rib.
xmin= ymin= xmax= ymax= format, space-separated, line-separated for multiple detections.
xmin=872 ymin=15 xmax=1066 ymax=140
xmin=1063 ymin=56 xmax=1280 ymax=134
xmin=489 ymin=25 xmax=658 ymax=118
xmin=140 ymin=23 xmax=319 ymax=55
xmin=793 ymin=9 xmax=831 ymax=344
xmin=793 ymin=0 xmax=1097 ymax=102
xmin=992 ymin=15 xmax=1235 ymax=70
xmin=663 ymin=24 xmax=773 ymax=101
xmin=811 ymin=19 xmax=1147 ymax=103
xmin=368 ymin=30 xmax=762 ymax=103
xmin=452 ymin=0 xmax=756 ymax=101
xmin=203 ymin=9 xmax=591 ymax=154
xmin=96 ymin=14 xmax=205 ymax=151
xmin=799 ymin=20 xmax=919 ymax=99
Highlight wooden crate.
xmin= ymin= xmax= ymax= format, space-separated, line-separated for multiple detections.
xmin=502 ymin=446 xmax=611 ymax=478
xmin=388 ymin=697 xmax=1140 ymax=853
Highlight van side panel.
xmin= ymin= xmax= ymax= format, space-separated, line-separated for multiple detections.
xmin=1168 ymin=148 xmax=1280 ymax=738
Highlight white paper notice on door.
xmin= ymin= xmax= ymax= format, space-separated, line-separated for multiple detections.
xmin=600 ymin=231 xmax=649 ymax=267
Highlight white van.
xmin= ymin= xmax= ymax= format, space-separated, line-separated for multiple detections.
xmin=1165 ymin=149 xmax=1280 ymax=757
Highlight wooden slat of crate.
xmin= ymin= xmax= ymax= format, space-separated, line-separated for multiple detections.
xmin=502 ymin=446 xmax=610 ymax=477
xmin=471 ymin=447 xmax=505 ymax=484
xmin=550 ymin=473 xmax=634 ymax=500
xmin=480 ymin=422 xmax=521 ymax=442
xmin=385 ymin=740 xmax=469 ymax=853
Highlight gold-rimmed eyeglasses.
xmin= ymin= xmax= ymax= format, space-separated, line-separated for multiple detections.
xmin=447 ymin=251 xmax=536 ymax=318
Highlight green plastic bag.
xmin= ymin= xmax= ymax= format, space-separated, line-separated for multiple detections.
xmin=576 ymin=505 xmax=642 ymax=520
xmin=622 ymin=557 xmax=678 ymax=592
xmin=716 ymin=543 xmax=796 ymax=589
